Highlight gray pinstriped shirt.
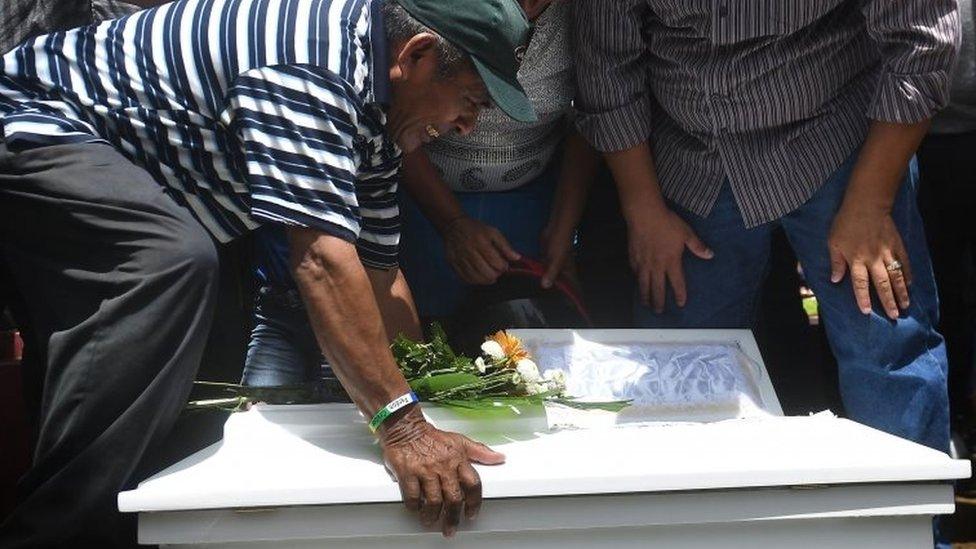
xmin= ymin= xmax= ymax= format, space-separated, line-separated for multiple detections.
xmin=575 ymin=0 xmax=961 ymax=227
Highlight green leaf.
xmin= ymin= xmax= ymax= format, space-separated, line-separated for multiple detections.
xmin=392 ymin=323 xmax=476 ymax=380
xmin=552 ymin=398 xmax=632 ymax=412
xmin=437 ymin=397 xmax=546 ymax=419
xmin=409 ymin=373 xmax=484 ymax=398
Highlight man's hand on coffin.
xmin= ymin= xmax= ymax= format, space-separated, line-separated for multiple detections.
xmin=286 ymin=228 xmax=504 ymax=535
xmin=380 ymin=406 xmax=506 ymax=537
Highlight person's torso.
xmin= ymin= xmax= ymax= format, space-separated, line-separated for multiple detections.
xmin=423 ymin=0 xmax=575 ymax=193
xmin=642 ymin=0 xmax=878 ymax=137
xmin=0 ymin=0 xmax=391 ymax=242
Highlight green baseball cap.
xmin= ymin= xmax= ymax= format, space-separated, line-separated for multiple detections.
xmin=395 ymin=0 xmax=538 ymax=123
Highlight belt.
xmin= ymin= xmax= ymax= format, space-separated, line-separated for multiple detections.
xmin=257 ymin=285 xmax=305 ymax=309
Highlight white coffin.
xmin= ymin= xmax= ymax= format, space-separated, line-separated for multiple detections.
xmin=119 ymin=329 xmax=971 ymax=548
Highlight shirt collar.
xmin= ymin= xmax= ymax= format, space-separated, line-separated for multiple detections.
xmin=369 ymin=0 xmax=391 ymax=106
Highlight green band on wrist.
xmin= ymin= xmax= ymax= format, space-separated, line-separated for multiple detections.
xmin=368 ymin=391 xmax=419 ymax=433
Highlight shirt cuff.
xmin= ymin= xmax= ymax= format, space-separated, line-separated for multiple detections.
xmin=251 ymin=201 xmax=359 ymax=244
xmin=868 ymin=70 xmax=953 ymax=124
xmin=575 ymin=94 xmax=653 ymax=153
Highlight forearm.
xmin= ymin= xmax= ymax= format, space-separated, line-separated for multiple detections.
xmin=604 ymin=141 xmax=669 ymax=225
xmin=287 ymin=228 xmax=412 ymax=420
xmin=844 ymin=119 xmax=930 ymax=212
xmin=402 ymin=149 xmax=465 ymax=233
xmin=548 ymin=130 xmax=600 ymax=233
xmin=366 ymin=267 xmax=422 ymax=342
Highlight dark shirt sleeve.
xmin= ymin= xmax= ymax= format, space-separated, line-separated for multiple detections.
xmin=861 ymin=0 xmax=961 ymax=123
xmin=573 ymin=0 xmax=654 ymax=152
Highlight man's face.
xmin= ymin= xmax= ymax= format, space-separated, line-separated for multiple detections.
xmin=387 ymin=34 xmax=491 ymax=153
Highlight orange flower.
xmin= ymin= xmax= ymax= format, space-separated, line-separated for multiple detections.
xmin=487 ymin=331 xmax=529 ymax=365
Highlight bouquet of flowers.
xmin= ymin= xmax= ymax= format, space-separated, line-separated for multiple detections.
xmin=187 ymin=325 xmax=628 ymax=416
xmin=393 ymin=324 xmax=629 ymax=415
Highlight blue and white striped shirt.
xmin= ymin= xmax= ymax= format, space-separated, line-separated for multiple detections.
xmin=0 ymin=0 xmax=401 ymax=268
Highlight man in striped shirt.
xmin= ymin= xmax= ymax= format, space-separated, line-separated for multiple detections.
xmin=0 ymin=0 xmax=535 ymax=546
xmin=576 ymin=1 xmax=959 ymax=456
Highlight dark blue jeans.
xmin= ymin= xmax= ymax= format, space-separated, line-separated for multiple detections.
xmin=636 ymin=153 xmax=950 ymax=453
xmin=242 ymin=285 xmax=324 ymax=387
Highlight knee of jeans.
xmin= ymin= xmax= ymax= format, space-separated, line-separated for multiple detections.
xmin=831 ymin=309 xmax=945 ymax=377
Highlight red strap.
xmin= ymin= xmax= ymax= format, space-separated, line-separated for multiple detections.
xmin=505 ymin=257 xmax=593 ymax=326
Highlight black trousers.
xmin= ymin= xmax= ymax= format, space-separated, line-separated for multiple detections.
xmin=917 ymin=130 xmax=976 ymax=436
xmin=0 ymin=142 xmax=219 ymax=548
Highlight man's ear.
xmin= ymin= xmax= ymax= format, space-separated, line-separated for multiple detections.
xmin=392 ymin=32 xmax=440 ymax=81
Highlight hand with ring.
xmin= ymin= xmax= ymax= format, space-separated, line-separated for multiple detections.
xmin=828 ymin=203 xmax=912 ymax=319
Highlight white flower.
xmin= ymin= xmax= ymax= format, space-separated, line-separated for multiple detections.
xmin=543 ymin=369 xmax=566 ymax=386
xmin=481 ymin=340 xmax=506 ymax=360
xmin=516 ymin=358 xmax=541 ymax=383
xmin=474 ymin=356 xmax=487 ymax=373
xmin=526 ymin=382 xmax=547 ymax=395
xmin=543 ymin=369 xmax=567 ymax=392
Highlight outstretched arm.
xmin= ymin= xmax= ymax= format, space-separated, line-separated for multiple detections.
xmin=288 ymin=228 xmax=504 ymax=537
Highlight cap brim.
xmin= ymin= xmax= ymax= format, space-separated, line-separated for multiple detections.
xmin=471 ymin=57 xmax=537 ymax=124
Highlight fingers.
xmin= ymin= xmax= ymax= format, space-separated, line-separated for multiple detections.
xmin=481 ymin=242 xmax=510 ymax=274
xmin=439 ymin=472 xmax=464 ymax=537
xmin=419 ymin=475 xmax=443 ymax=528
xmin=685 ymin=234 xmax=714 ymax=260
xmin=834 ymin=252 xmax=911 ymax=318
xmin=458 ymin=462 xmax=483 ymax=520
xmin=448 ymin=250 xmax=484 ymax=285
xmin=883 ymin=251 xmax=910 ymax=311
xmin=461 ymin=254 xmax=501 ymax=285
xmin=829 ymin=247 xmax=847 ymax=283
xmin=462 ymin=437 xmax=505 ymax=465
xmin=869 ymin=261 xmax=899 ymax=319
xmin=454 ymin=259 xmax=484 ymax=285
xmin=399 ymin=475 xmax=422 ymax=512
xmin=637 ymin=263 xmax=652 ymax=306
xmin=541 ymin=252 xmax=566 ymax=289
xmin=894 ymin=241 xmax=913 ymax=286
xmin=888 ymin=265 xmax=910 ymax=311
xmin=446 ymin=222 xmax=512 ymax=284
xmin=385 ymin=429 xmax=498 ymax=538
xmin=850 ymin=262 xmax=872 ymax=315
xmin=489 ymin=229 xmax=521 ymax=262
xmin=667 ymin=263 xmax=687 ymax=308
xmin=471 ymin=248 xmax=508 ymax=283
xmin=651 ymin=269 xmax=667 ymax=313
